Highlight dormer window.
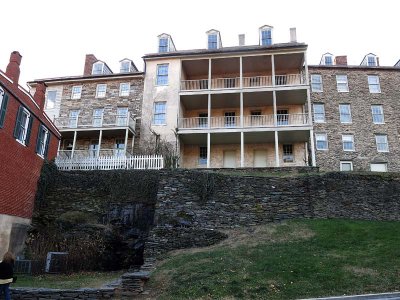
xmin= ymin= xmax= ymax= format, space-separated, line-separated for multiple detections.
xmin=367 ymin=55 xmax=377 ymax=66
xmin=157 ymin=34 xmax=176 ymax=53
xmin=361 ymin=53 xmax=379 ymax=67
xmin=259 ymin=25 xmax=273 ymax=46
xmin=92 ymin=61 xmax=112 ymax=75
xmin=320 ymin=53 xmax=334 ymax=66
xmin=208 ymin=34 xmax=218 ymax=49
xmin=159 ymin=38 xmax=168 ymax=53
xmin=120 ymin=61 xmax=131 ymax=73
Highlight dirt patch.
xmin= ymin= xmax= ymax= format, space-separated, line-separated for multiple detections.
xmin=344 ymin=266 xmax=379 ymax=277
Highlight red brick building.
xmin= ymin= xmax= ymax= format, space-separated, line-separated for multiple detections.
xmin=0 ymin=51 xmax=60 ymax=256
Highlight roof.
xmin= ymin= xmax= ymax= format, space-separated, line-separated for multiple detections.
xmin=309 ymin=65 xmax=400 ymax=71
xmin=143 ymin=42 xmax=307 ymax=59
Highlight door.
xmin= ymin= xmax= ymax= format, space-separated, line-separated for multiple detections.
xmin=89 ymin=140 xmax=99 ymax=157
xmin=254 ymin=150 xmax=268 ymax=167
xmin=277 ymin=109 xmax=289 ymax=126
xmin=225 ymin=112 xmax=236 ymax=127
xmin=223 ymin=150 xmax=236 ymax=168
xmin=198 ymin=113 xmax=208 ymax=128
xmin=114 ymin=139 xmax=125 ymax=157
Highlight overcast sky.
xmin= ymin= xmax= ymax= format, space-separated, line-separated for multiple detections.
xmin=1 ymin=0 xmax=399 ymax=86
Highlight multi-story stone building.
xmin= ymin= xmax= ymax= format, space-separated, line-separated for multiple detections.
xmin=142 ymin=26 xmax=316 ymax=168
xmin=309 ymin=53 xmax=400 ymax=172
xmin=0 ymin=51 xmax=60 ymax=256
xmin=28 ymin=54 xmax=144 ymax=160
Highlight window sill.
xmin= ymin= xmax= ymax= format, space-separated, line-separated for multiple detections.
xmin=337 ymin=91 xmax=349 ymax=93
xmin=377 ymin=150 xmax=389 ymax=153
xmin=373 ymin=122 xmax=385 ymax=125
xmin=155 ymin=84 xmax=169 ymax=87
xmin=152 ymin=124 xmax=167 ymax=126
xmin=16 ymin=139 xmax=27 ymax=147
xmin=316 ymin=149 xmax=329 ymax=151
xmin=311 ymin=90 xmax=323 ymax=93
xmin=37 ymin=153 xmax=45 ymax=159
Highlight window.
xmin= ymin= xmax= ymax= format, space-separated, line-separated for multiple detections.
xmin=375 ymin=134 xmax=388 ymax=152
xmin=336 ymin=75 xmax=349 ymax=92
xmin=0 ymin=88 xmax=9 ymax=128
xmin=46 ymin=90 xmax=57 ymax=109
xmin=339 ymin=104 xmax=352 ymax=123
xmin=89 ymin=140 xmax=99 ymax=157
xmin=311 ymin=74 xmax=323 ymax=92
xmin=368 ymin=75 xmax=381 ymax=93
xmin=159 ymin=38 xmax=168 ymax=53
xmin=313 ymin=104 xmax=325 ymax=123
xmin=93 ymin=108 xmax=104 ymax=127
xmin=198 ymin=113 xmax=208 ymax=128
xmin=36 ymin=125 xmax=50 ymax=158
xmin=277 ymin=109 xmax=289 ymax=126
xmin=14 ymin=106 xmax=33 ymax=145
xmin=119 ymin=83 xmax=130 ymax=96
xmin=367 ymin=56 xmax=377 ymax=67
xmin=199 ymin=146 xmax=207 ymax=165
xmin=370 ymin=163 xmax=387 ymax=172
xmin=371 ymin=105 xmax=384 ymax=124
xmin=153 ymin=102 xmax=166 ymax=125
xmin=68 ymin=110 xmax=79 ymax=128
xmin=71 ymin=86 xmax=82 ymax=99
xmin=261 ymin=30 xmax=272 ymax=46
xmin=324 ymin=56 xmax=333 ymax=65
xmin=283 ymin=144 xmax=294 ymax=162
xmin=342 ymin=135 xmax=354 ymax=151
xmin=224 ymin=112 xmax=236 ymax=127
xmin=120 ymin=61 xmax=131 ymax=73
xmin=117 ymin=107 xmax=129 ymax=126
xmin=315 ymin=133 xmax=328 ymax=150
xmin=92 ymin=62 xmax=104 ymax=75
xmin=114 ymin=139 xmax=125 ymax=157
xmin=340 ymin=161 xmax=353 ymax=171
xmin=156 ymin=64 xmax=169 ymax=85
xmin=96 ymin=84 xmax=107 ymax=98
xmin=208 ymin=34 xmax=218 ymax=49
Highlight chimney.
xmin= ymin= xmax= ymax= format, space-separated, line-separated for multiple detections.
xmin=34 ymin=81 xmax=47 ymax=111
xmin=239 ymin=34 xmax=245 ymax=46
xmin=6 ymin=51 xmax=22 ymax=85
xmin=335 ymin=56 xmax=348 ymax=66
xmin=83 ymin=54 xmax=98 ymax=75
xmin=290 ymin=28 xmax=297 ymax=43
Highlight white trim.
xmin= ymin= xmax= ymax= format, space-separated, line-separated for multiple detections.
xmin=371 ymin=105 xmax=384 ymax=124
xmin=95 ymin=84 xmax=107 ymax=98
xmin=313 ymin=103 xmax=325 ymax=123
xmin=339 ymin=104 xmax=352 ymax=124
xmin=342 ymin=134 xmax=355 ymax=151
xmin=310 ymin=74 xmax=323 ymax=92
xmin=340 ymin=161 xmax=353 ymax=171
xmin=16 ymin=107 xmax=31 ymax=145
xmin=153 ymin=101 xmax=167 ymax=125
xmin=368 ymin=75 xmax=381 ymax=93
xmin=336 ymin=75 xmax=349 ymax=92
xmin=370 ymin=162 xmax=387 ymax=172
xmin=71 ymin=85 xmax=82 ymax=99
xmin=119 ymin=82 xmax=130 ymax=96
xmin=155 ymin=64 xmax=169 ymax=86
xmin=315 ymin=133 xmax=328 ymax=150
xmin=375 ymin=134 xmax=389 ymax=152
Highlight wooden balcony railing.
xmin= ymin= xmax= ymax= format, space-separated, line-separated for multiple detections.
xmin=180 ymin=73 xmax=305 ymax=91
xmin=178 ymin=114 xmax=309 ymax=130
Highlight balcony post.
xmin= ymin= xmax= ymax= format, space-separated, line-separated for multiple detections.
xmin=71 ymin=131 xmax=77 ymax=159
xmin=309 ymin=129 xmax=316 ymax=167
xmin=271 ymin=54 xmax=275 ymax=86
xmin=97 ymin=129 xmax=103 ymax=157
xmin=240 ymin=92 xmax=243 ymax=128
xmin=208 ymin=94 xmax=211 ymax=129
xmin=124 ymin=128 xmax=129 ymax=156
xmin=304 ymin=51 xmax=309 ymax=85
xmin=239 ymin=56 xmax=243 ymax=89
xmin=306 ymin=87 xmax=312 ymax=126
xmin=208 ymin=59 xmax=212 ymax=90
xmin=273 ymin=91 xmax=277 ymax=126
xmin=274 ymin=131 xmax=280 ymax=167
xmin=240 ymin=132 xmax=244 ymax=167
xmin=207 ymin=132 xmax=211 ymax=168
xmin=131 ymin=133 xmax=135 ymax=154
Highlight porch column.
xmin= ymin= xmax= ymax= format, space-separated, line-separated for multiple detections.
xmin=240 ymin=132 xmax=244 ymax=168
xmin=97 ymin=130 xmax=103 ymax=157
xmin=306 ymin=87 xmax=312 ymax=126
xmin=71 ymin=131 xmax=77 ymax=158
xmin=274 ymin=131 xmax=280 ymax=167
xmin=208 ymin=59 xmax=212 ymax=90
xmin=309 ymin=129 xmax=316 ymax=167
xmin=240 ymin=92 xmax=243 ymax=128
xmin=208 ymin=94 xmax=211 ymax=129
xmin=239 ymin=56 xmax=243 ymax=89
xmin=273 ymin=91 xmax=277 ymax=126
xmin=271 ymin=54 xmax=275 ymax=86
xmin=207 ymin=132 xmax=211 ymax=168
xmin=131 ymin=133 xmax=135 ymax=154
xmin=57 ymin=139 xmax=61 ymax=156
xmin=124 ymin=128 xmax=129 ymax=156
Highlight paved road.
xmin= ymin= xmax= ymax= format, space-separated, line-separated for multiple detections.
xmin=300 ymin=292 xmax=400 ymax=300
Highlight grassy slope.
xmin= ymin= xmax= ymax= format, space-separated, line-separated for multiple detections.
xmin=149 ymin=220 xmax=400 ymax=300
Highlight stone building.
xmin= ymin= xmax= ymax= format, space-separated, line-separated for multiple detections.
xmin=0 ymin=51 xmax=60 ymax=256
xmin=309 ymin=53 xmax=400 ymax=172
xmin=141 ymin=26 xmax=316 ymax=168
xmin=28 ymin=54 xmax=144 ymax=160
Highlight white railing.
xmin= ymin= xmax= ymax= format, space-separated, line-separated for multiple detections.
xmin=180 ymin=74 xmax=305 ymax=91
xmin=57 ymin=149 xmax=132 ymax=159
xmin=55 ymin=155 xmax=164 ymax=171
xmin=55 ymin=113 xmax=136 ymax=131
xmin=178 ymin=114 xmax=309 ymax=129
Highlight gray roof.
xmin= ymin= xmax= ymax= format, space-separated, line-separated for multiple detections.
xmin=309 ymin=65 xmax=400 ymax=71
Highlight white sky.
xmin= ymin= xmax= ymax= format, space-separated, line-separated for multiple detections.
xmin=1 ymin=0 xmax=399 ymax=86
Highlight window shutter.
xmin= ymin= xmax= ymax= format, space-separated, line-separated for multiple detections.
xmin=13 ymin=106 xmax=24 ymax=138
xmin=36 ymin=125 xmax=44 ymax=154
xmin=25 ymin=115 xmax=33 ymax=146
xmin=44 ymin=132 xmax=51 ymax=159
xmin=0 ymin=93 xmax=9 ymax=128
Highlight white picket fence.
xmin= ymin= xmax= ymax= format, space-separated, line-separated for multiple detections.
xmin=55 ymin=155 xmax=164 ymax=171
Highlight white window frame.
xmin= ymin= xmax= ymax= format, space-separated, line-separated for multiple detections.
xmin=342 ymin=134 xmax=355 ymax=151
xmin=322 ymin=54 xmax=334 ymax=65
xmin=0 ymin=87 xmax=4 ymax=105
xmin=93 ymin=108 xmax=104 ymax=127
xmin=153 ymin=102 xmax=167 ymax=125
xmin=156 ymin=64 xmax=169 ymax=86
xmin=370 ymin=163 xmax=387 ymax=172
xmin=199 ymin=146 xmax=207 ymax=165
xmin=375 ymin=134 xmax=389 ymax=152
xmin=96 ymin=84 xmax=107 ymax=98
xmin=336 ymin=75 xmax=349 ymax=92
xmin=371 ymin=105 xmax=384 ymax=124
xmin=340 ymin=161 xmax=353 ymax=171
xmin=119 ymin=83 xmax=130 ymax=96
xmin=68 ymin=110 xmax=80 ymax=128
xmin=37 ymin=126 xmax=49 ymax=158
xmin=16 ymin=108 xmax=31 ymax=145
xmin=315 ymin=133 xmax=328 ymax=150
xmin=158 ymin=37 xmax=169 ymax=53
xmin=313 ymin=103 xmax=325 ymax=123
xmin=367 ymin=55 xmax=377 ymax=67
xmin=208 ymin=34 xmax=218 ymax=50
xmin=339 ymin=104 xmax=352 ymax=124
xmin=46 ymin=90 xmax=57 ymax=109
xmin=116 ymin=107 xmax=129 ymax=126
xmin=311 ymin=74 xmax=323 ymax=92
xmin=71 ymin=86 xmax=82 ymax=100
xmin=92 ymin=62 xmax=105 ymax=75
xmin=368 ymin=75 xmax=381 ymax=93
xmin=120 ymin=61 xmax=131 ymax=73
xmin=260 ymin=29 xmax=272 ymax=46
xmin=114 ymin=138 xmax=126 ymax=157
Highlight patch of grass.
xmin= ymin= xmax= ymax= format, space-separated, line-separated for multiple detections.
xmin=13 ymin=271 xmax=123 ymax=289
xmin=149 ymin=219 xmax=400 ymax=299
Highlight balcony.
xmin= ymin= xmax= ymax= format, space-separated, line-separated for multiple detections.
xmin=180 ymin=74 xmax=306 ymax=92
xmin=57 ymin=149 xmax=133 ymax=159
xmin=178 ymin=113 xmax=309 ymax=130
xmin=54 ymin=113 xmax=136 ymax=132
